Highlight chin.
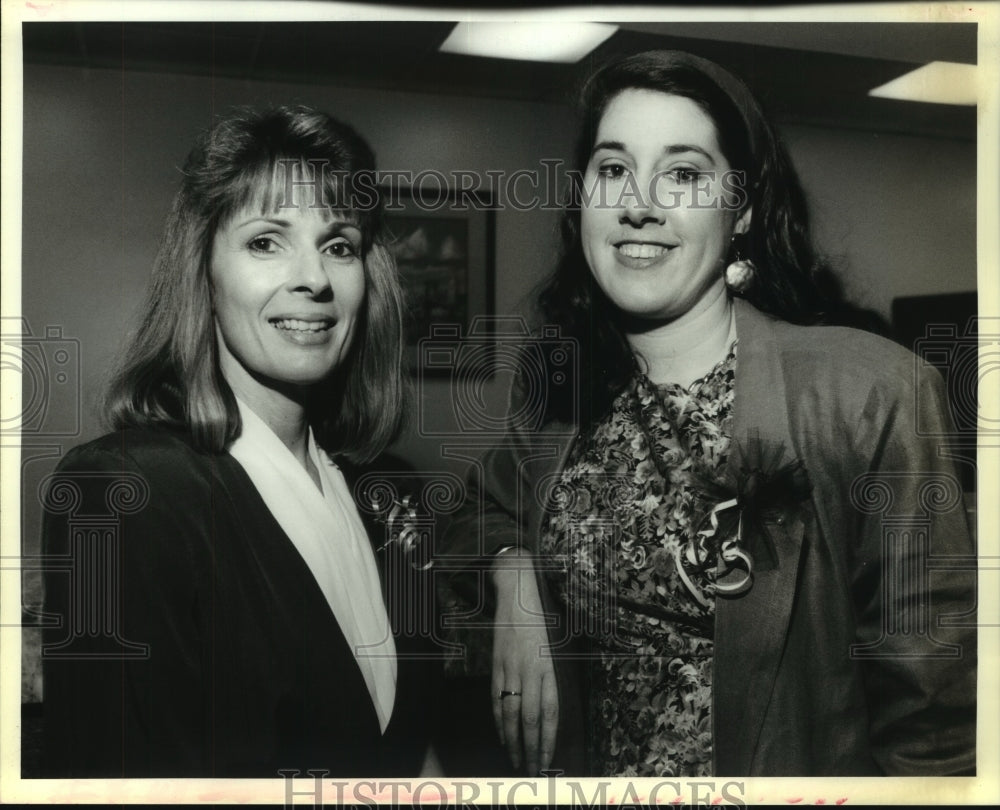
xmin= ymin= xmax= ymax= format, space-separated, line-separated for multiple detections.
xmin=610 ymin=296 xmax=674 ymax=320
xmin=268 ymin=364 xmax=342 ymax=389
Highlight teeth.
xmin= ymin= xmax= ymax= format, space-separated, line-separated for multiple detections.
xmin=271 ymin=318 xmax=331 ymax=332
xmin=618 ymin=243 xmax=668 ymax=259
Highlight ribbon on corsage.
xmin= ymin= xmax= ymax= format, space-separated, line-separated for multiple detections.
xmin=679 ymin=432 xmax=812 ymax=606
xmin=370 ymin=493 xmax=434 ymax=571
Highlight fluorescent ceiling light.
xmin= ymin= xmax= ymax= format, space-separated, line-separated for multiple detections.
xmin=439 ymin=22 xmax=618 ymax=64
xmin=869 ymin=61 xmax=978 ymax=106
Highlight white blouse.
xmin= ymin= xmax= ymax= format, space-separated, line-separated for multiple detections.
xmin=228 ymin=398 xmax=397 ymax=732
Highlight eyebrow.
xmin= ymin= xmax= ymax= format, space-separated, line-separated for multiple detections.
xmin=233 ymin=216 xmax=361 ymax=233
xmin=590 ymin=140 xmax=717 ymax=165
xmin=238 ymin=216 xmax=292 ymax=228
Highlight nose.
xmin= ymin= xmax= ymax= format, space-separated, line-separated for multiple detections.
xmin=289 ymin=249 xmax=333 ymax=299
xmin=618 ymin=172 xmax=665 ymax=227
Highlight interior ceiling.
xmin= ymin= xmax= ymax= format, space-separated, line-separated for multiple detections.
xmin=22 ymin=20 xmax=977 ymax=140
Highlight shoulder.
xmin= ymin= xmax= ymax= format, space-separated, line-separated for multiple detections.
xmin=741 ymin=304 xmax=923 ymax=398
xmin=783 ymin=322 xmax=912 ymax=378
xmin=60 ymin=426 xmax=199 ymax=467
xmin=54 ymin=427 xmax=220 ymax=504
xmin=503 ymin=327 xmax=580 ymax=428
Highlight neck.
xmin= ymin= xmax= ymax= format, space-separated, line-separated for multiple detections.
xmin=224 ymin=373 xmax=312 ymax=469
xmin=625 ymin=283 xmax=734 ymax=388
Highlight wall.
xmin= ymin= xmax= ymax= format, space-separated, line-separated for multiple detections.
xmin=783 ymin=123 xmax=977 ymax=318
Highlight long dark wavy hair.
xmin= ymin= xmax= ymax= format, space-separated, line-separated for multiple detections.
xmin=102 ymin=105 xmax=407 ymax=463
xmin=539 ymin=50 xmax=832 ymax=427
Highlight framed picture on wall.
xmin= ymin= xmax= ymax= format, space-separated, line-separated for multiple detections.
xmin=380 ymin=185 xmax=496 ymax=375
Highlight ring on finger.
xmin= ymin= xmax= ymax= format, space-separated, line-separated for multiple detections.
xmin=498 ymin=690 xmax=522 ymax=699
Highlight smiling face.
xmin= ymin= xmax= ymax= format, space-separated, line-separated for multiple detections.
xmin=210 ymin=189 xmax=366 ymax=407
xmin=581 ymin=88 xmax=750 ymax=325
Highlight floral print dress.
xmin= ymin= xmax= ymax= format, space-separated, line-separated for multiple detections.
xmin=539 ymin=344 xmax=737 ymax=777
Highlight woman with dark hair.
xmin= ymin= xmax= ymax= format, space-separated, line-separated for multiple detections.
xmin=442 ymin=51 xmax=976 ymax=777
xmin=41 ymin=106 xmax=436 ymax=777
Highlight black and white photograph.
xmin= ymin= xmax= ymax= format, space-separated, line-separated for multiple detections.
xmin=1 ymin=2 xmax=997 ymax=805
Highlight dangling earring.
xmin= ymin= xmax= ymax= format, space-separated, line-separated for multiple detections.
xmin=725 ymin=232 xmax=756 ymax=295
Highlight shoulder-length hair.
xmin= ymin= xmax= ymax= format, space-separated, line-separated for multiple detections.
xmin=539 ymin=50 xmax=832 ymax=426
xmin=103 ymin=105 xmax=407 ymax=463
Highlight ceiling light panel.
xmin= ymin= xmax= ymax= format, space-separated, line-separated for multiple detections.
xmin=439 ymin=22 xmax=618 ymax=64
xmin=869 ymin=61 xmax=978 ymax=106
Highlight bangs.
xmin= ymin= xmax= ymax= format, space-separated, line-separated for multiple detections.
xmin=214 ymin=156 xmax=379 ymax=246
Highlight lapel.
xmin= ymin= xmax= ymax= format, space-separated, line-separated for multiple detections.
xmin=208 ymin=450 xmax=384 ymax=736
xmin=336 ymin=460 xmax=391 ymax=603
xmin=712 ymin=300 xmax=807 ymax=775
xmin=336 ymin=457 xmax=423 ymax=653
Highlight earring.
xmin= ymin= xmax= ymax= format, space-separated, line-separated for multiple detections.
xmin=725 ymin=232 xmax=756 ymax=295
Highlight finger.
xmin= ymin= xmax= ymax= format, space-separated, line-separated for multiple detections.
xmin=502 ymin=689 xmax=523 ymax=771
xmin=520 ymin=671 xmax=543 ymax=776
xmin=539 ymin=667 xmax=559 ymax=772
xmin=491 ymin=663 xmax=505 ymax=747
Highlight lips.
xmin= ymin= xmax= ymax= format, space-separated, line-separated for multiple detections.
xmin=614 ymin=240 xmax=676 ymax=260
xmin=269 ymin=317 xmax=334 ymax=333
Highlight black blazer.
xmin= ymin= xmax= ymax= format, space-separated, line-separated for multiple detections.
xmin=41 ymin=427 xmax=437 ymax=778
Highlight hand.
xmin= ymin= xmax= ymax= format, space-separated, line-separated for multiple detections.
xmin=491 ymin=550 xmax=559 ymax=774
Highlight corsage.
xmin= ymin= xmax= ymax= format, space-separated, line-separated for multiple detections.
xmin=679 ymin=433 xmax=812 ymax=606
xmin=369 ymin=493 xmax=433 ymax=570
